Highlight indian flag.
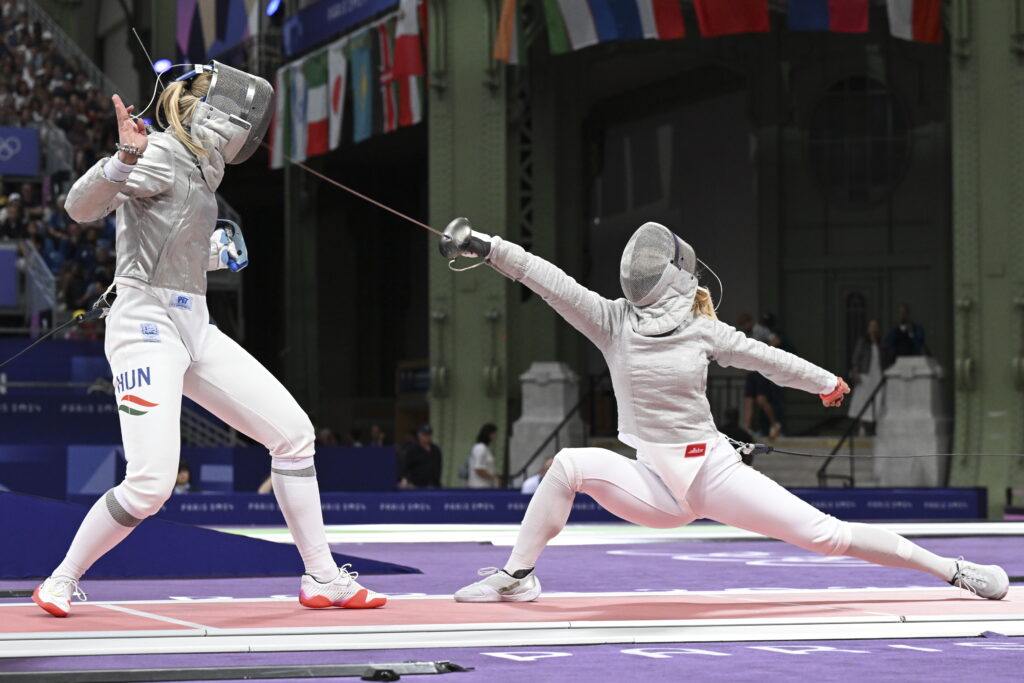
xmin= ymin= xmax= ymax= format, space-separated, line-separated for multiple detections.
xmin=303 ymin=52 xmax=329 ymax=157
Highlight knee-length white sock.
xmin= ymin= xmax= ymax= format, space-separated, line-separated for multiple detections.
xmin=845 ymin=523 xmax=956 ymax=582
xmin=504 ymin=460 xmax=575 ymax=573
xmin=271 ymin=459 xmax=338 ymax=582
xmin=53 ymin=490 xmax=141 ymax=580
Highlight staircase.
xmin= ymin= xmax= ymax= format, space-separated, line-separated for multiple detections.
xmin=752 ymin=436 xmax=879 ymax=488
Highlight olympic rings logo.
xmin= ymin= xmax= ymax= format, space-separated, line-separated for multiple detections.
xmin=0 ymin=136 xmax=23 ymax=161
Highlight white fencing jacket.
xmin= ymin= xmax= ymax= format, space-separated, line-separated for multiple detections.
xmin=486 ymin=237 xmax=837 ymax=448
xmin=66 ymin=119 xmax=235 ymax=296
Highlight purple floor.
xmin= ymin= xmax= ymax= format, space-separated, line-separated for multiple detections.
xmin=2 ymin=534 xmax=1022 ymax=681
xmin=2 ymin=535 xmax=1021 ymax=600
xmin=3 ymin=637 xmax=1023 ymax=682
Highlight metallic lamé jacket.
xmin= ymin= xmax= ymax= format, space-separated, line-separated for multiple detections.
xmin=65 ymin=131 xmax=219 ymax=296
xmin=485 ymin=237 xmax=838 ymax=447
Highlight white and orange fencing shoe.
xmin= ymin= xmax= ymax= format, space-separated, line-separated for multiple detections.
xmin=299 ymin=564 xmax=387 ymax=609
xmin=33 ymin=575 xmax=87 ymax=617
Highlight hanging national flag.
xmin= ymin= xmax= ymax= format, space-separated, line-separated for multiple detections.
xmin=493 ymin=0 xmax=520 ymax=64
xmin=303 ymin=52 xmax=329 ymax=158
xmin=350 ymin=28 xmax=377 ymax=143
xmin=693 ymin=0 xmax=770 ymax=38
xmin=327 ymin=39 xmax=347 ymax=151
xmin=541 ymin=0 xmax=685 ymax=55
xmin=788 ymin=0 xmax=869 ymax=33
xmin=270 ymin=67 xmax=287 ymax=169
xmin=377 ymin=19 xmax=399 ymax=135
xmin=394 ymin=0 xmax=425 ymax=125
xmin=885 ymin=0 xmax=942 ymax=44
xmin=289 ymin=62 xmax=308 ymax=162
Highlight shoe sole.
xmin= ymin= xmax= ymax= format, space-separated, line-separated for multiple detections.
xmin=32 ymin=586 xmax=69 ymax=618
xmin=299 ymin=589 xmax=387 ymax=609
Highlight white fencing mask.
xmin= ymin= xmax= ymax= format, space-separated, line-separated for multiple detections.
xmin=619 ymin=222 xmax=696 ymax=307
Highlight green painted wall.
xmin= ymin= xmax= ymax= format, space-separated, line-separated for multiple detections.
xmin=948 ymin=0 xmax=1024 ymax=517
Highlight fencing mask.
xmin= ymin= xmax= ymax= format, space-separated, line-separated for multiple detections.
xmin=176 ymin=60 xmax=273 ymax=164
xmin=619 ymin=222 xmax=697 ymax=307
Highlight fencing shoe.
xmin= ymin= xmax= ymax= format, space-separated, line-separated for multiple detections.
xmin=299 ymin=565 xmax=387 ymax=609
xmin=33 ymin=576 xmax=87 ymax=617
xmin=949 ymin=559 xmax=1010 ymax=600
xmin=454 ymin=567 xmax=542 ymax=602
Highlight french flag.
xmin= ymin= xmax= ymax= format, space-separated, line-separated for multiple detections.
xmin=886 ymin=0 xmax=942 ymax=44
xmin=553 ymin=0 xmax=684 ymax=51
xmin=788 ymin=0 xmax=869 ymax=34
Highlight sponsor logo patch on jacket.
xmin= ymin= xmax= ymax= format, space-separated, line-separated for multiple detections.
xmin=684 ymin=443 xmax=707 ymax=458
xmin=170 ymin=293 xmax=193 ymax=311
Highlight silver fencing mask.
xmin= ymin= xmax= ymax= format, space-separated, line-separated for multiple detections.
xmin=179 ymin=61 xmax=274 ymax=164
xmin=619 ymin=222 xmax=696 ymax=307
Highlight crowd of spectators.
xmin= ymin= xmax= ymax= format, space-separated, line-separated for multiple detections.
xmin=0 ymin=0 xmax=118 ymax=317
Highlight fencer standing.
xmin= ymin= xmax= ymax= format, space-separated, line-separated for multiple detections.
xmin=440 ymin=219 xmax=1008 ymax=602
xmin=33 ymin=62 xmax=386 ymax=616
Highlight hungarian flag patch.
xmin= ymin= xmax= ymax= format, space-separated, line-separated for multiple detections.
xmin=684 ymin=443 xmax=707 ymax=458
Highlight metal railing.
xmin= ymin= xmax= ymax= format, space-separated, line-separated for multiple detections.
xmin=816 ymin=376 xmax=888 ymax=488
xmin=21 ymin=240 xmax=56 ymax=319
xmin=24 ymin=0 xmax=120 ymax=95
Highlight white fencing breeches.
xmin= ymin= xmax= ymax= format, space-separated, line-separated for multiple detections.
xmin=507 ymin=439 xmax=955 ymax=583
xmin=105 ymin=281 xmax=314 ymax=520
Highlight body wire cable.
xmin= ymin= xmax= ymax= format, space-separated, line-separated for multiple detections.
xmin=724 ymin=436 xmax=1022 ymax=459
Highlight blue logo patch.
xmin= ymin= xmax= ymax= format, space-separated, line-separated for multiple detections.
xmin=170 ymin=294 xmax=193 ymax=311
xmin=140 ymin=322 xmax=160 ymax=343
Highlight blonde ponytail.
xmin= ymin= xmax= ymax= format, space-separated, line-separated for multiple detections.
xmin=156 ymin=73 xmax=212 ymax=157
xmin=692 ymin=286 xmax=717 ymax=320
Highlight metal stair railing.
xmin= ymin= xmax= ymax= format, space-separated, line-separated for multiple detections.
xmin=816 ymin=376 xmax=888 ymax=488
xmin=24 ymin=0 xmax=120 ymax=95
xmin=180 ymin=405 xmax=242 ymax=447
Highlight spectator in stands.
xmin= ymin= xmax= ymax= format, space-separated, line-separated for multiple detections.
xmin=884 ymin=303 xmax=928 ymax=361
xmin=347 ymin=428 xmax=363 ymax=447
xmin=521 ymin=458 xmax=554 ymax=495
xmin=315 ymin=427 xmax=338 ymax=446
xmin=468 ymin=423 xmax=501 ymax=489
xmin=369 ymin=424 xmax=386 ymax=446
xmin=18 ymin=183 xmax=43 ymax=220
xmin=174 ymin=460 xmax=192 ymax=494
xmin=0 ymin=193 xmax=25 ymax=239
xmin=718 ymin=407 xmax=756 ymax=466
xmin=400 ymin=424 xmax=442 ymax=489
xmin=57 ymin=259 xmax=86 ymax=309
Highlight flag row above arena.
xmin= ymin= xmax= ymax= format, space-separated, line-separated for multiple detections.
xmin=270 ymin=0 xmax=942 ymax=165
xmin=270 ymin=0 xmax=425 ymax=167
xmin=495 ymin=0 xmax=943 ymax=63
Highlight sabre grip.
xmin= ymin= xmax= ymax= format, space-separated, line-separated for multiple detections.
xmin=439 ymin=217 xmax=492 ymax=260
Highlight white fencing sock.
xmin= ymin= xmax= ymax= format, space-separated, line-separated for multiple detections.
xmin=845 ymin=523 xmax=957 ymax=581
xmin=271 ymin=456 xmax=338 ymax=582
xmin=53 ymin=489 xmax=142 ymax=580
xmin=504 ymin=458 xmax=575 ymax=573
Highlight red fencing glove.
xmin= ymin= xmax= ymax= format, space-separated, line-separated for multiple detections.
xmin=820 ymin=377 xmax=850 ymax=407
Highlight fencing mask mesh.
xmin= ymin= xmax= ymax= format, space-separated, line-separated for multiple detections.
xmin=619 ymin=222 xmax=696 ymax=307
xmin=204 ymin=61 xmax=274 ymax=164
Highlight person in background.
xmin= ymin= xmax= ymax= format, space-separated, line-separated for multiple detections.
xmin=174 ymin=460 xmax=192 ymax=494
xmin=718 ymin=408 xmax=756 ymax=466
xmin=738 ymin=312 xmax=782 ymax=440
xmin=520 ymin=457 xmax=554 ymax=495
xmin=315 ymin=427 xmax=338 ymax=446
xmin=369 ymin=424 xmax=386 ymax=447
xmin=400 ymin=424 xmax=442 ymax=489
xmin=468 ymin=423 xmax=501 ymax=489
xmin=884 ymin=303 xmax=928 ymax=361
xmin=848 ymin=319 xmax=885 ymax=434
xmin=347 ymin=429 xmax=363 ymax=447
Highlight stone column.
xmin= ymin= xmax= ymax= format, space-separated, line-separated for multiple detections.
xmin=873 ymin=357 xmax=950 ymax=486
xmin=508 ymin=362 xmax=586 ymax=482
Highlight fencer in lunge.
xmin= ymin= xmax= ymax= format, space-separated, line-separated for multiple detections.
xmin=440 ymin=219 xmax=1009 ymax=602
xmin=32 ymin=62 xmax=386 ymax=617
